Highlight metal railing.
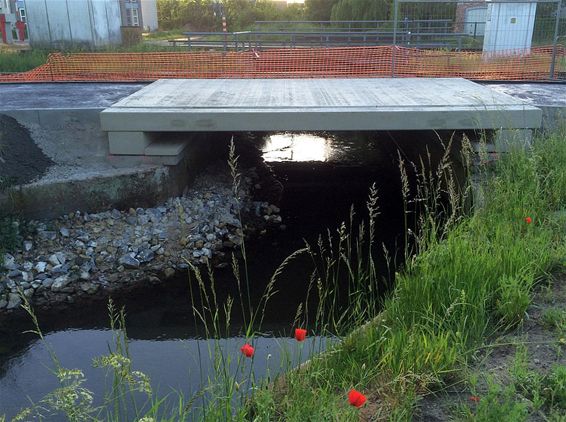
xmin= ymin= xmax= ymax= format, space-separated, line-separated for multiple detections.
xmin=177 ymin=29 xmax=469 ymax=51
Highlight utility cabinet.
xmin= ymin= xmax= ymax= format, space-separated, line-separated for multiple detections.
xmin=483 ymin=0 xmax=537 ymax=53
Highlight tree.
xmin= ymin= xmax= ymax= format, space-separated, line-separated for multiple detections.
xmin=305 ymin=0 xmax=340 ymax=21
xmin=331 ymin=0 xmax=391 ymax=21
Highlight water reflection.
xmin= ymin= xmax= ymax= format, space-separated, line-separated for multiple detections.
xmin=262 ymin=133 xmax=331 ymax=162
xmin=261 ymin=132 xmax=381 ymax=164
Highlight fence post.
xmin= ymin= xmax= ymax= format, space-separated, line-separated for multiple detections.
xmin=550 ymin=0 xmax=563 ymax=80
xmin=392 ymin=0 xmax=399 ymax=77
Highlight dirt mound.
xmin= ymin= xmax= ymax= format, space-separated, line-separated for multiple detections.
xmin=0 ymin=115 xmax=53 ymax=187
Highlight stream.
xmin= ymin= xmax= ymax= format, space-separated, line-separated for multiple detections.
xmin=0 ymin=130 xmax=458 ymax=419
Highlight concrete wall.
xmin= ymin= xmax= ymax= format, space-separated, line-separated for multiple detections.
xmin=140 ymin=0 xmax=158 ymax=31
xmin=24 ymin=0 xmax=122 ymax=48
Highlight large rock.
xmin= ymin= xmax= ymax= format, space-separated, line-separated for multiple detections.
xmin=3 ymin=254 xmax=17 ymax=270
xmin=79 ymin=282 xmax=99 ymax=294
xmin=51 ymin=275 xmax=71 ymax=291
xmin=34 ymin=262 xmax=47 ymax=273
xmin=137 ymin=249 xmax=155 ymax=263
xmin=118 ymin=254 xmax=140 ymax=269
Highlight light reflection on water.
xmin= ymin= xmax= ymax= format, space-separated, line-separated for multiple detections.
xmin=261 ymin=132 xmax=374 ymax=163
xmin=0 ymin=329 xmax=336 ymax=419
xmin=262 ymin=133 xmax=331 ymax=162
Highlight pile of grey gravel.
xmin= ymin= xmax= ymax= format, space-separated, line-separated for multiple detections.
xmin=0 ymin=164 xmax=283 ymax=313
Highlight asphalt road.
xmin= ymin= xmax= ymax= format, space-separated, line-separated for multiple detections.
xmin=0 ymin=81 xmax=565 ymax=111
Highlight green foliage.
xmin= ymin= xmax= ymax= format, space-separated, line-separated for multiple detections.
xmin=158 ymin=0 xmax=215 ymax=31
xmin=542 ymin=308 xmax=566 ymax=332
xmin=496 ymin=273 xmax=533 ymax=327
xmin=331 ymin=0 xmax=390 ymax=21
xmin=546 ymin=365 xmax=566 ymax=410
xmin=508 ymin=346 xmax=566 ymax=414
xmin=305 ymin=0 xmax=340 ymax=21
xmin=158 ymin=0 xmax=304 ymax=32
xmin=0 ymin=50 xmax=49 ymax=73
xmin=460 ymin=377 xmax=529 ymax=421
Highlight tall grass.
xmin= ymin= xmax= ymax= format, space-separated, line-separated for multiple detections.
xmin=248 ymin=130 xmax=566 ymax=419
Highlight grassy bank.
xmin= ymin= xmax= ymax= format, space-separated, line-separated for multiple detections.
xmin=3 ymin=130 xmax=566 ymax=421
xmin=247 ymin=130 xmax=566 ymax=420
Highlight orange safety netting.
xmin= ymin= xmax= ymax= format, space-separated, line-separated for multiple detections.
xmin=0 ymin=45 xmax=564 ymax=83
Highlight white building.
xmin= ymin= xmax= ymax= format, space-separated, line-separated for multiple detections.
xmin=24 ymin=0 xmax=123 ymax=47
xmin=23 ymin=0 xmax=158 ymax=48
xmin=140 ymin=0 xmax=158 ymax=31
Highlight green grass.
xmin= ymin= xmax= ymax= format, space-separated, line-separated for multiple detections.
xmin=0 ymin=50 xmax=49 ymax=73
xmin=246 ymin=130 xmax=566 ymax=419
xmin=458 ymin=345 xmax=566 ymax=419
xmin=143 ymin=29 xmax=187 ymax=41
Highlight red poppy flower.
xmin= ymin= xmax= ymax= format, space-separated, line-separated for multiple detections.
xmin=525 ymin=216 xmax=532 ymax=224
xmin=240 ymin=343 xmax=254 ymax=358
xmin=470 ymin=395 xmax=480 ymax=403
xmin=294 ymin=328 xmax=307 ymax=342
xmin=348 ymin=389 xmax=367 ymax=408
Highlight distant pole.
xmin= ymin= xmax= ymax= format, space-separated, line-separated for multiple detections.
xmin=550 ymin=0 xmax=562 ymax=80
xmin=222 ymin=15 xmax=228 ymax=52
xmin=392 ymin=0 xmax=399 ymax=77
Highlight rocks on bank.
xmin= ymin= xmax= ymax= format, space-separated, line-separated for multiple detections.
xmin=0 ymin=163 xmax=283 ymax=314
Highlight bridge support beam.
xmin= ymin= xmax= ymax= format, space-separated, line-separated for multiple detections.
xmin=109 ymin=131 xmax=153 ymax=155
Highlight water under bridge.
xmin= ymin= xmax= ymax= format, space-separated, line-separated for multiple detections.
xmin=99 ymin=77 xmax=542 ymax=162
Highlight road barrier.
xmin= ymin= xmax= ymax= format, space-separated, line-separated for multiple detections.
xmin=0 ymin=45 xmax=563 ymax=83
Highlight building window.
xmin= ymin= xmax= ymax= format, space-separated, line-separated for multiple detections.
xmin=18 ymin=8 xmax=26 ymax=23
xmin=128 ymin=8 xmax=139 ymax=26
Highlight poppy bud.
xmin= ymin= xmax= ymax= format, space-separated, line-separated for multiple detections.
xmin=524 ymin=216 xmax=532 ymax=224
xmin=294 ymin=328 xmax=307 ymax=342
xmin=240 ymin=343 xmax=254 ymax=358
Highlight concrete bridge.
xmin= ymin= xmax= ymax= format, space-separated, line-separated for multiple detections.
xmin=1 ymin=79 xmax=562 ymax=219
xmin=100 ymin=78 xmax=541 ymax=164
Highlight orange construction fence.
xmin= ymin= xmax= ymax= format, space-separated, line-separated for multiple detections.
xmin=0 ymin=46 xmax=564 ymax=83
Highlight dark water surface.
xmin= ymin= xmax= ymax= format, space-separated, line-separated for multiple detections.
xmin=0 ymin=131 xmax=452 ymax=419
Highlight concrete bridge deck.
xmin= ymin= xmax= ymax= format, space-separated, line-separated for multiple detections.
xmin=99 ymin=78 xmax=542 ymax=157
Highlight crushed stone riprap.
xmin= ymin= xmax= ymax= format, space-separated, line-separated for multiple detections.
xmin=0 ymin=162 xmax=283 ymax=314
xmin=0 ymin=115 xmax=54 ymax=186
